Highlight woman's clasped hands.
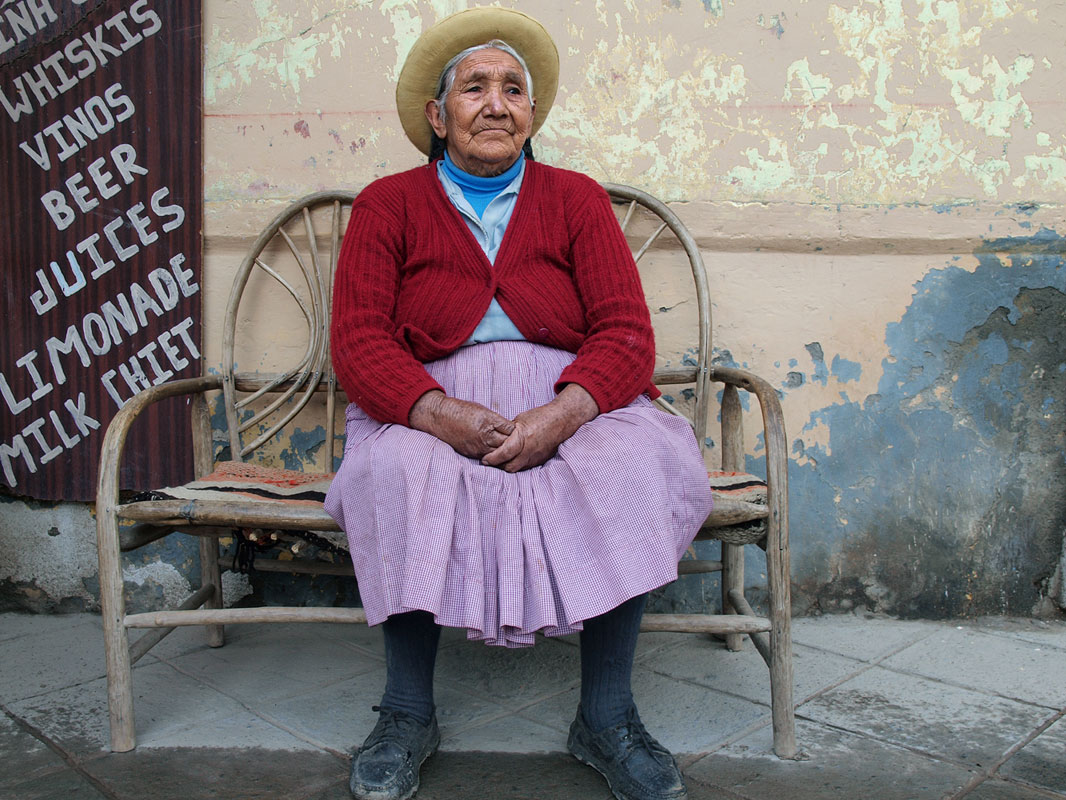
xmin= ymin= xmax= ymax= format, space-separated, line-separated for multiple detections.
xmin=409 ymin=385 xmax=599 ymax=473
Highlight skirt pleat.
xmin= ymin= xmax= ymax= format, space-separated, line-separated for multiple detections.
xmin=325 ymin=342 xmax=713 ymax=647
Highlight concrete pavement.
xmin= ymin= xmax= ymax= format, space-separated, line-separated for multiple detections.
xmin=1 ymin=611 xmax=1064 ymax=799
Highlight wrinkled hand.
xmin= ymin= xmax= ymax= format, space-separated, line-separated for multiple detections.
xmin=482 ymin=385 xmax=599 ymax=473
xmin=409 ymin=390 xmax=515 ymax=460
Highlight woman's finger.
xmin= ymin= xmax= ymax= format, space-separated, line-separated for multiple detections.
xmin=482 ymin=431 xmax=524 ymax=467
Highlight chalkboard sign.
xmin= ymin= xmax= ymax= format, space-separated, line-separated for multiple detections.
xmin=0 ymin=0 xmax=202 ymax=500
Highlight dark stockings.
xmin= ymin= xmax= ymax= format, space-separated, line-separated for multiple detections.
xmin=377 ymin=592 xmax=648 ymax=731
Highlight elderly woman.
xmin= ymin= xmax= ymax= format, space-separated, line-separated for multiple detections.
xmin=325 ymin=9 xmax=713 ymax=800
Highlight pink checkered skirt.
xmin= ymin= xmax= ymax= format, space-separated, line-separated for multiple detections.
xmin=324 ymin=342 xmax=713 ymax=647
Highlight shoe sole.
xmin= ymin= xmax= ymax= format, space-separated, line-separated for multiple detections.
xmin=350 ymin=727 xmax=441 ymax=800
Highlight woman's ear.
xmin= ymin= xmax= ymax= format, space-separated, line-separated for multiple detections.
xmin=425 ymin=99 xmax=448 ymax=139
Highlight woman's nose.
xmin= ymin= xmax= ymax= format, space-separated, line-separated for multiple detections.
xmin=483 ymin=85 xmax=508 ymax=115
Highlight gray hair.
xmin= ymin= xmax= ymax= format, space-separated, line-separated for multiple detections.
xmin=434 ymin=39 xmax=534 ymax=124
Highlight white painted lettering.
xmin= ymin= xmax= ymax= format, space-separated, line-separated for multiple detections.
xmin=60 ymin=106 xmax=100 ymax=152
xmin=79 ymin=233 xmax=114 ymax=279
xmin=26 ymin=1 xmax=58 ymax=30
xmin=5 ymin=4 xmax=36 ymax=43
xmin=117 ymin=356 xmax=150 ymax=396
xmin=129 ymin=282 xmax=164 ymax=324
xmin=64 ymin=393 xmax=99 ymax=436
xmin=81 ymin=23 xmax=123 ymax=65
xmin=158 ymin=330 xmax=189 ymax=372
xmin=82 ymin=312 xmax=111 ymax=355
xmin=148 ymin=267 xmax=178 ymax=310
xmin=100 ymin=294 xmax=138 ymax=343
xmin=0 ymin=76 xmax=32 ymax=121
xmin=65 ymin=171 xmax=97 ymax=213
xmin=18 ymin=131 xmax=49 ymax=170
xmin=110 ymin=143 xmax=146 ymax=183
xmin=49 ymin=251 xmax=86 ymax=296
xmin=63 ymin=37 xmax=95 ymax=81
xmin=45 ymin=324 xmax=90 ymax=385
xmin=16 ymin=350 xmax=53 ymax=401
xmin=0 ymin=371 xmax=31 ymax=415
xmin=101 ymin=370 xmax=124 ymax=407
xmin=169 ymin=253 xmax=199 ymax=296
xmin=23 ymin=417 xmax=62 ymax=465
xmin=22 ymin=62 xmax=56 ymax=105
xmin=86 ymin=156 xmax=120 ymax=198
xmin=49 ymin=409 xmax=80 ymax=448
xmin=30 ymin=268 xmax=58 ymax=314
xmin=41 ymin=50 xmax=75 ymax=93
xmin=0 ymin=433 xmax=35 ymax=486
xmin=40 ymin=188 xmax=74 ymax=230
xmin=130 ymin=1 xmax=162 ymax=38
xmin=104 ymin=82 xmax=133 ymax=122
xmin=104 ymin=11 xmax=142 ymax=51
xmin=170 ymin=316 xmax=201 ymax=360
xmin=102 ymin=215 xmax=138 ymax=261
xmin=127 ymin=203 xmax=158 ymax=246
xmin=137 ymin=341 xmax=173 ymax=383
xmin=151 ymin=187 xmax=185 ymax=233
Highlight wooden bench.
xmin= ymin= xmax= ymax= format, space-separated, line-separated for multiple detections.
xmin=95 ymin=185 xmax=795 ymax=757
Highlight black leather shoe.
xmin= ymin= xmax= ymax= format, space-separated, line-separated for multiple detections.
xmin=568 ymin=705 xmax=687 ymax=800
xmin=349 ymin=707 xmax=440 ymax=800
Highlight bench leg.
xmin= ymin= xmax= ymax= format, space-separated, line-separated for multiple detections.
xmin=766 ymin=522 xmax=796 ymax=759
xmin=96 ymin=502 xmax=136 ymax=752
xmin=191 ymin=395 xmax=225 ymax=647
xmin=720 ymin=385 xmax=746 ymax=651
xmin=721 ymin=543 xmax=745 ymax=651
xmin=199 ymin=536 xmax=225 ymax=647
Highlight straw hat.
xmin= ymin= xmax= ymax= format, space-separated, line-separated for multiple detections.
xmin=395 ymin=7 xmax=559 ymax=155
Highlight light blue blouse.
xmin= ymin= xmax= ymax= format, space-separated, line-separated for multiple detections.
xmin=437 ymin=152 xmax=527 ymax=345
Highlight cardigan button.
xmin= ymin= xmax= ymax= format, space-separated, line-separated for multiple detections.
xmin=537 ymin=327 xmax=550 ymax=339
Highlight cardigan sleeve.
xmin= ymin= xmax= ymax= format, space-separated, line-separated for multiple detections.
xmin=331 ymin=183 xmax=444 ymax=425
xmin=554 ymin=176 xmax=660 ymax=412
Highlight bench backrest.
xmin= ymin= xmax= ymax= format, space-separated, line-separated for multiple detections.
xmin=219 ymin=185 xmax=711 ymax=471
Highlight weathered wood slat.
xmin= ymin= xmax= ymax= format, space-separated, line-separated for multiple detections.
xmin=128 ymin=584 xmax=216 ymax=664
xmin=241 ymin=558 xmax=355 ymax=577
xmin=677 ymin=559 xmax=723 ymax=575
xmin=125 ymin=607 xmax=368 ymax=627
xmin=117 ymin=500 xmax=343 ymax=531
xmin=640 ymin=613 xmax=771 ymax=634
xmin=116 ymin=495 xmax=767 ymax=533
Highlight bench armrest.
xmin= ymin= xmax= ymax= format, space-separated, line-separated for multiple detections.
xmin=710 ymin=366 xmax=789 ymax=552
xmin=96 ymin=375 xmax=224 ymax=513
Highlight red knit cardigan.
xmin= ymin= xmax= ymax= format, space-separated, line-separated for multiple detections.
xmin=330 ymin=159 xmax=659 ymax=425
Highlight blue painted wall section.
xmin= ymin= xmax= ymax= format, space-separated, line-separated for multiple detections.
xmin=787 ymin=229 xmax=1065 ymax=617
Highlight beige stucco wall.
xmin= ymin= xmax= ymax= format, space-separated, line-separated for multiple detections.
xmin=194 ymin=0 xmax=1066 ymax=617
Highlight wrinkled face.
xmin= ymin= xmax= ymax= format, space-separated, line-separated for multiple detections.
xmin=425 ymin=48 xmax=535 ymax=177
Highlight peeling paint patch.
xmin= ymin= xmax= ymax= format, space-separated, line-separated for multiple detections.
xmin=788 ymin=230 xmax=1066 ymax=617
xmin=831 ymin=355 xmax=862 ymax=383
xmin=294 ymin=119 xmax=311 ymax=138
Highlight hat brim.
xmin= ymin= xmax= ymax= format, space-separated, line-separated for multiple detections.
xmin=396 ymin=7 xmax=559 ymax=156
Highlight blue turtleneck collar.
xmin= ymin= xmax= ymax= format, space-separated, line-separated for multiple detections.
xmin=440 ymin=150 xmax=525 ymax=218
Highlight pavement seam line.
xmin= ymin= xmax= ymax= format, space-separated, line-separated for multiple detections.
xmin=1 ymin=702 xmax=120 ymax=800
xmin=665 ymin=627 xmax=936 ymax=768
xmin=947 ymin=706 xmax=1066 ymax=800
xmin=872 ymin=659 xmax=1063 ymax=712
xmin=155 ymin=652 xmax=351 ymax=759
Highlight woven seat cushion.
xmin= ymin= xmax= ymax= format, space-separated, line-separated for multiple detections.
xmin=140 ymin=463 xmax=769 ymax=549
xmin=708 ymin=471 xmax=767 ymax=503
xmin=150 ymin=461 xmax=334 ymax=507
xmin=155 ymin=464 xmax=766 ymax=506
